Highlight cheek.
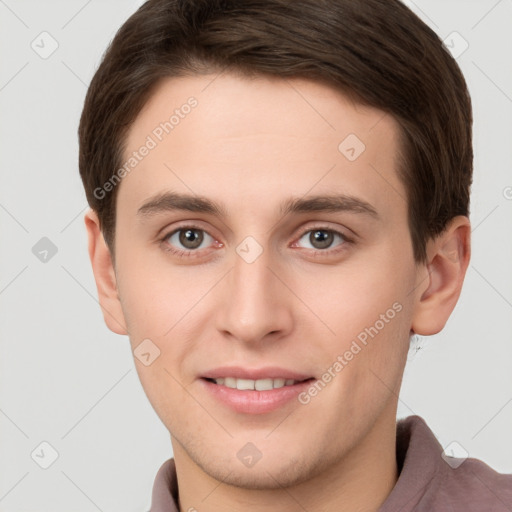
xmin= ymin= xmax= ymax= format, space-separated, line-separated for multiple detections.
xmin=309 ymin=263 xmax=407 ymax=336
xmin=304 ymin=247 xmax=415 ymax=379
xmin=116 ymin=252 xmax=215 ymax=340
xmin=302 ymin=276 xmax=411 ymax=424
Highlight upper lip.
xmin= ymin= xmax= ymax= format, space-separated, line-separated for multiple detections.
xmin=201 ymin=366 xmax=314 ymax=381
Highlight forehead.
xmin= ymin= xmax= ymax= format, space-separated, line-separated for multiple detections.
xmin=128 ymin=72 xmax=398 ymax=148
xmin=119 ymin=72 xmax=405 ymax=219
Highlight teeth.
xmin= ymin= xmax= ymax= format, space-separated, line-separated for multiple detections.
xmin=213 ymin=377 xmax=301 ymax=390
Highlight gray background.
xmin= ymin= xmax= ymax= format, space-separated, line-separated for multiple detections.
xmin=1 ymin=0 xmax=511 ymax=510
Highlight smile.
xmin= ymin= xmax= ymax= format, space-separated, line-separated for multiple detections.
xmin=205 ymin=377 xmax=306 ymax=390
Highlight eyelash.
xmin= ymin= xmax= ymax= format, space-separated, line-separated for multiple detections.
xmin=159 ymin=224 xmax=353 ymax=259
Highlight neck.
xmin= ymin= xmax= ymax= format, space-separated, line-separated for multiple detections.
xmin=172 ymin=409 xmax=399 ymax=512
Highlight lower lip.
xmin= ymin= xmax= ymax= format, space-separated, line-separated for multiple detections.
xmin=200 ymin=378 xmax=315 ymax=414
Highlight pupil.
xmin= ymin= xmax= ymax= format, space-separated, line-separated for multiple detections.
xmin=180 ymin=229 xmax=203 ymax=249
xmin=311 ymin=230 xmax=333 ymax=249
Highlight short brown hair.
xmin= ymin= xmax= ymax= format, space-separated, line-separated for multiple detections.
xmin=78 ymin=0 xmax=473 ymax=263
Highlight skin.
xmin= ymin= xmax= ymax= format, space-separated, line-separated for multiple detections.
xmin=85 ymin=72 xmax=470 ymax=512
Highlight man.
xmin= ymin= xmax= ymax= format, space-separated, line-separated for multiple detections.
xmin=78 ymin=0 xmax=512 ymax=510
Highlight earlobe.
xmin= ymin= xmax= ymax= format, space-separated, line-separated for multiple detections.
xmin=84 ymin=209 xmax=128 ymax=336
xmin=411 ymin=216 xmax=471 ymax=336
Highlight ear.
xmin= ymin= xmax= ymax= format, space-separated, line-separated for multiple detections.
xmin=411 ymin=215 xmax=471 ymax=336
xmin=84 ymin=209 xmax=128 ymax=335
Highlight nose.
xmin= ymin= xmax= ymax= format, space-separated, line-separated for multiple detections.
xmin=215 ymin=243 xmax=294 ymax=346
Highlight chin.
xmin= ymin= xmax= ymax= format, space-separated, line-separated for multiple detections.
xmin=197 ymin=451 xmax=320 ymax=490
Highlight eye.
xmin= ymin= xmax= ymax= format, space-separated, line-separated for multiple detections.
xmin=162 ymin=226 xmax=215 ymax=254
xmin=295 ymin=228 xmax=348 ymax=252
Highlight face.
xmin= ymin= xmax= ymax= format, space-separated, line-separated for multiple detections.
xmin=109 ymin=73 xmax=421 ymax=488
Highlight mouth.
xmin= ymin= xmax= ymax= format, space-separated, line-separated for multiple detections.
xmin=202 ymin=376 xmax=314 ymax=390
xmin=199 ymin=374 xmax=316 ymax=414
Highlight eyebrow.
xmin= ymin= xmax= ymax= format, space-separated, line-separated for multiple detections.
xmin=137 ymin=191 xmax=379 ymax=220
